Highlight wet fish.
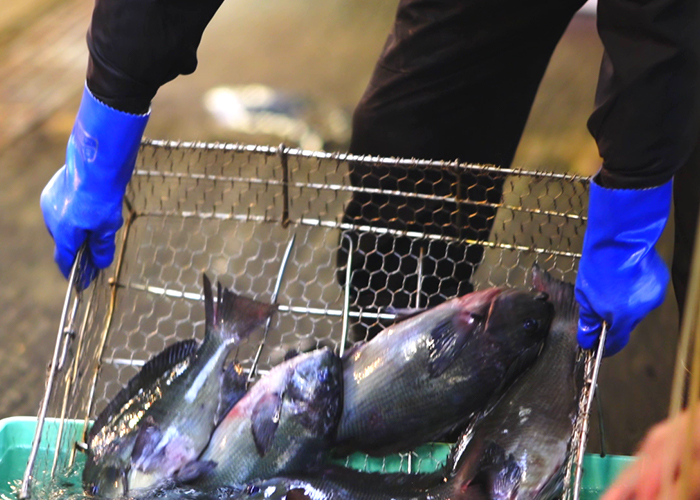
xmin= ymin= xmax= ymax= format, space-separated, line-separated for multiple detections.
xmin=83 ymin=339 xmax=199 ymax=497
xmin=84 ymin=353 xmax=248 ymax=498
xmin=198 ymin=437 xmax=523 ymax=500
xmin=192 ymin=347 xmax=343 ymax=487
xmin=450 ymin=266 xmax=583 ymax=499
xmin=335 ymin=286 xmax=554 ymax=454
xmin=83 ymin=274 xmax=274 ymax=497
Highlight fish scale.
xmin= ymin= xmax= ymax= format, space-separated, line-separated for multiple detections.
xmin=128 ymin=336 xmax=232 ymax=488
xmin=336 ymin=287 xmax=554 ymax=455
xmin=126 ymin=279 xmax=276 ymax=493
xmin=82 ymin=274 xmax=275 ymax=498
xmin=194 ymin=347 xmax=343 ymax=487
xmin=451 ymin=266 xmax=583 ymax=500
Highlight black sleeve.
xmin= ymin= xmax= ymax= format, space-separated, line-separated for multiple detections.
xmin=588 ymin=0 xmax=700 ymax=189
xmin=86 ymin=0 xmax=224 ymax=114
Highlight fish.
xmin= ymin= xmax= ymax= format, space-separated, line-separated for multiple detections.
xmin=191 ymin=347 xmax=343 ymax=488
xmin=335 ymin=286 xmax=554 ymax=454
xmin=193 ymin=437 xmax=523 ymax=500
xmin=83 ymin=349 xmax=248 ymax=498
xmin=83 ymin=339 xmax=199 ymax=497
xmin=83 ymin=274 xmax=275 ymax=497
xmin=449 ymin=265 xmax=584 ymax=499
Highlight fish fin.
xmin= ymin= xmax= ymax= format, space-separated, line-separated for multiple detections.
xmin=488 ymin=459 xmax=522 ymax=500
xmin=131 ymin=416 xmax=163 ymax=471
xmin=471 ymin=442 xmax=522 ymax=499
xmin=89 ymin=339 xmax=199 ymax=442
xmin=251 ymin=393 xmax=282 ymax=456
xmin=507 ymin=343 xmax=543 ymax=383
xmin=530 ymin=265 xmax=578 ymax=323
xmin=217 ymin=362 xmax=248 ymax=424
xmin=286 ymin=488 xmax=312 ymax=500
xmin=496 ymin=341 xmax=542 ymax=396
xmin=428 ymin=313 xmax=482 ymax=378
xmin=203 ymin=274 xmax=277 ymax=345
xmin=446 ymin=412 xmax=487 ymax=477
xmin=175 ymin=460 xmax=217 ymax=484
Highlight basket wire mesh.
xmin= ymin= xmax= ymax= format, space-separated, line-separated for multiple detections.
xmin=20 ymin=140 xmax=601 ymax=499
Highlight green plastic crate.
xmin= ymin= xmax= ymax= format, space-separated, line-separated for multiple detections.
xmin=0 ymin=417 xmax=634 ymax=499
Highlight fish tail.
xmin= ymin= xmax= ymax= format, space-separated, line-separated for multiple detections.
xmin=202 ymin=273 xmax=277 ymax=345
xmin=530 ymin=264 xmax=578 ymax=323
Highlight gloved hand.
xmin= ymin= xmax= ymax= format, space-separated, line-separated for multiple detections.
xmin=575 ymin=178 xmax=672 ymax=356
xmin=41 ymin=84 xmax=150 ymax=282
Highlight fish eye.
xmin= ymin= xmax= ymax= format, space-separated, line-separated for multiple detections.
xmin=523 ymin=318 xmax=539 ymax=332
xmin=467 ymin=313 xmax=484 ymax=325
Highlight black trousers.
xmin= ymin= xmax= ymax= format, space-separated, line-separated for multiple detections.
xmin=338 ymin=0 xmax=587 ymax=340
xmin=673 ymin=142 xmax=700 ymax=317
xmin=339 ymin=0 xmax=699 ymax=340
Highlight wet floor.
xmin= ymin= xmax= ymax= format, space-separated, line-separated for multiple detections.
xmin=0 ymin=0 xmax=681 ymax=456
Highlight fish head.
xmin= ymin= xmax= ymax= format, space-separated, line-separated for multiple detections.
xmin=483 ymin=288 xmax=554 ymax=351
xmin=283 ymin=347 xmax=344 ymax=437
xmin=530 ymin=264 xmax=578 ymax=338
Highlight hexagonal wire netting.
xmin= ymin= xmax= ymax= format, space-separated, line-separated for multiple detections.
xmin=24 ymin=140 xmax=590 ymax=496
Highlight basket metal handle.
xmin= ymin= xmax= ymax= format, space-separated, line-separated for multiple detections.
xmin=564 ymin=321 xmax=608 ymax=500
xmin=19 ymin=246 xmax=87 ymax=499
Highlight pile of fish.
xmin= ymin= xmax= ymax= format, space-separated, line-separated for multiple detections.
xmin=83 ymin=266 xmax=584 ymax=500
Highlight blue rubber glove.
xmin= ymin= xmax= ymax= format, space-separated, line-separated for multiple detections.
xmin=41 ymin=84 xmax=149 ymax=282
xmin=575 ymin=178 xmax=672 ymax=356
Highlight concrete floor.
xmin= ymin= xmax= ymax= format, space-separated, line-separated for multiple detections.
xmin=0 ymin=0 xmax=682 ymax=455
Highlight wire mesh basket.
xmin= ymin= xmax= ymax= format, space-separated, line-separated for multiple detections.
xmin=20 ymin=140 xmax=598 ymax=499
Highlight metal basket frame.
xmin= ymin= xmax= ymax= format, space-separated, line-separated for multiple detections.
xmin=20 ymin=140 xmax=602 ymax=500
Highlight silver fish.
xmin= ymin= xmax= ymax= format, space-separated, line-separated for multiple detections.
xmin=335 ymin=286 xmax=554 ymax=454
xmin=451 ymin=266 xmax=583 ymax=499
xmin=84 ymin=274 xmax=274 ymax=497
xmin=193 ymin=347 xmax=343 ymax=487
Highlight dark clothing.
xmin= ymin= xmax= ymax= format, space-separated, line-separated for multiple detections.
xmin=673 ymin=139 xmax=700 ymax=314
xmin=590 ymin=0 xmax=700 ymax=189
xmin=349 ymin=0 xmax=585 ymax=167
xmin=85 ymin=0 xmax=700 ymax=320
xmin=87 ymin=0 xmax=224 ymax=115
xmin=86 ymin=0 xmax=700 ymax=189
xmin=340 ymin=0 xmax=586 ymax=335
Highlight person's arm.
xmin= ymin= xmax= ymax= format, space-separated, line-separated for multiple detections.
xmin=86 ymin=0 xmax=224 ymax=114
xmin=41 ymin=0 xmax=224 ymax=281
xmin=576 ymin=0 xmax=700 ymax=355
xmin=602 ymin=409 xmax=700 ymax=499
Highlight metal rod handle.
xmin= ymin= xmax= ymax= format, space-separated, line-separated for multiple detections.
xmin=571 ymin=322 xmax=608 ymax=500
xmin=20 ymin=248 xmax=85 ymax=499
xmin=339 ymin=235 xmax=353 ymax=358
xmin=247 ymin=234 xmax=296 ymax=385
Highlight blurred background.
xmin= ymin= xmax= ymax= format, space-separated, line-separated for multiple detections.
xmin=0 ymin=0 xmax=680 ymax=455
